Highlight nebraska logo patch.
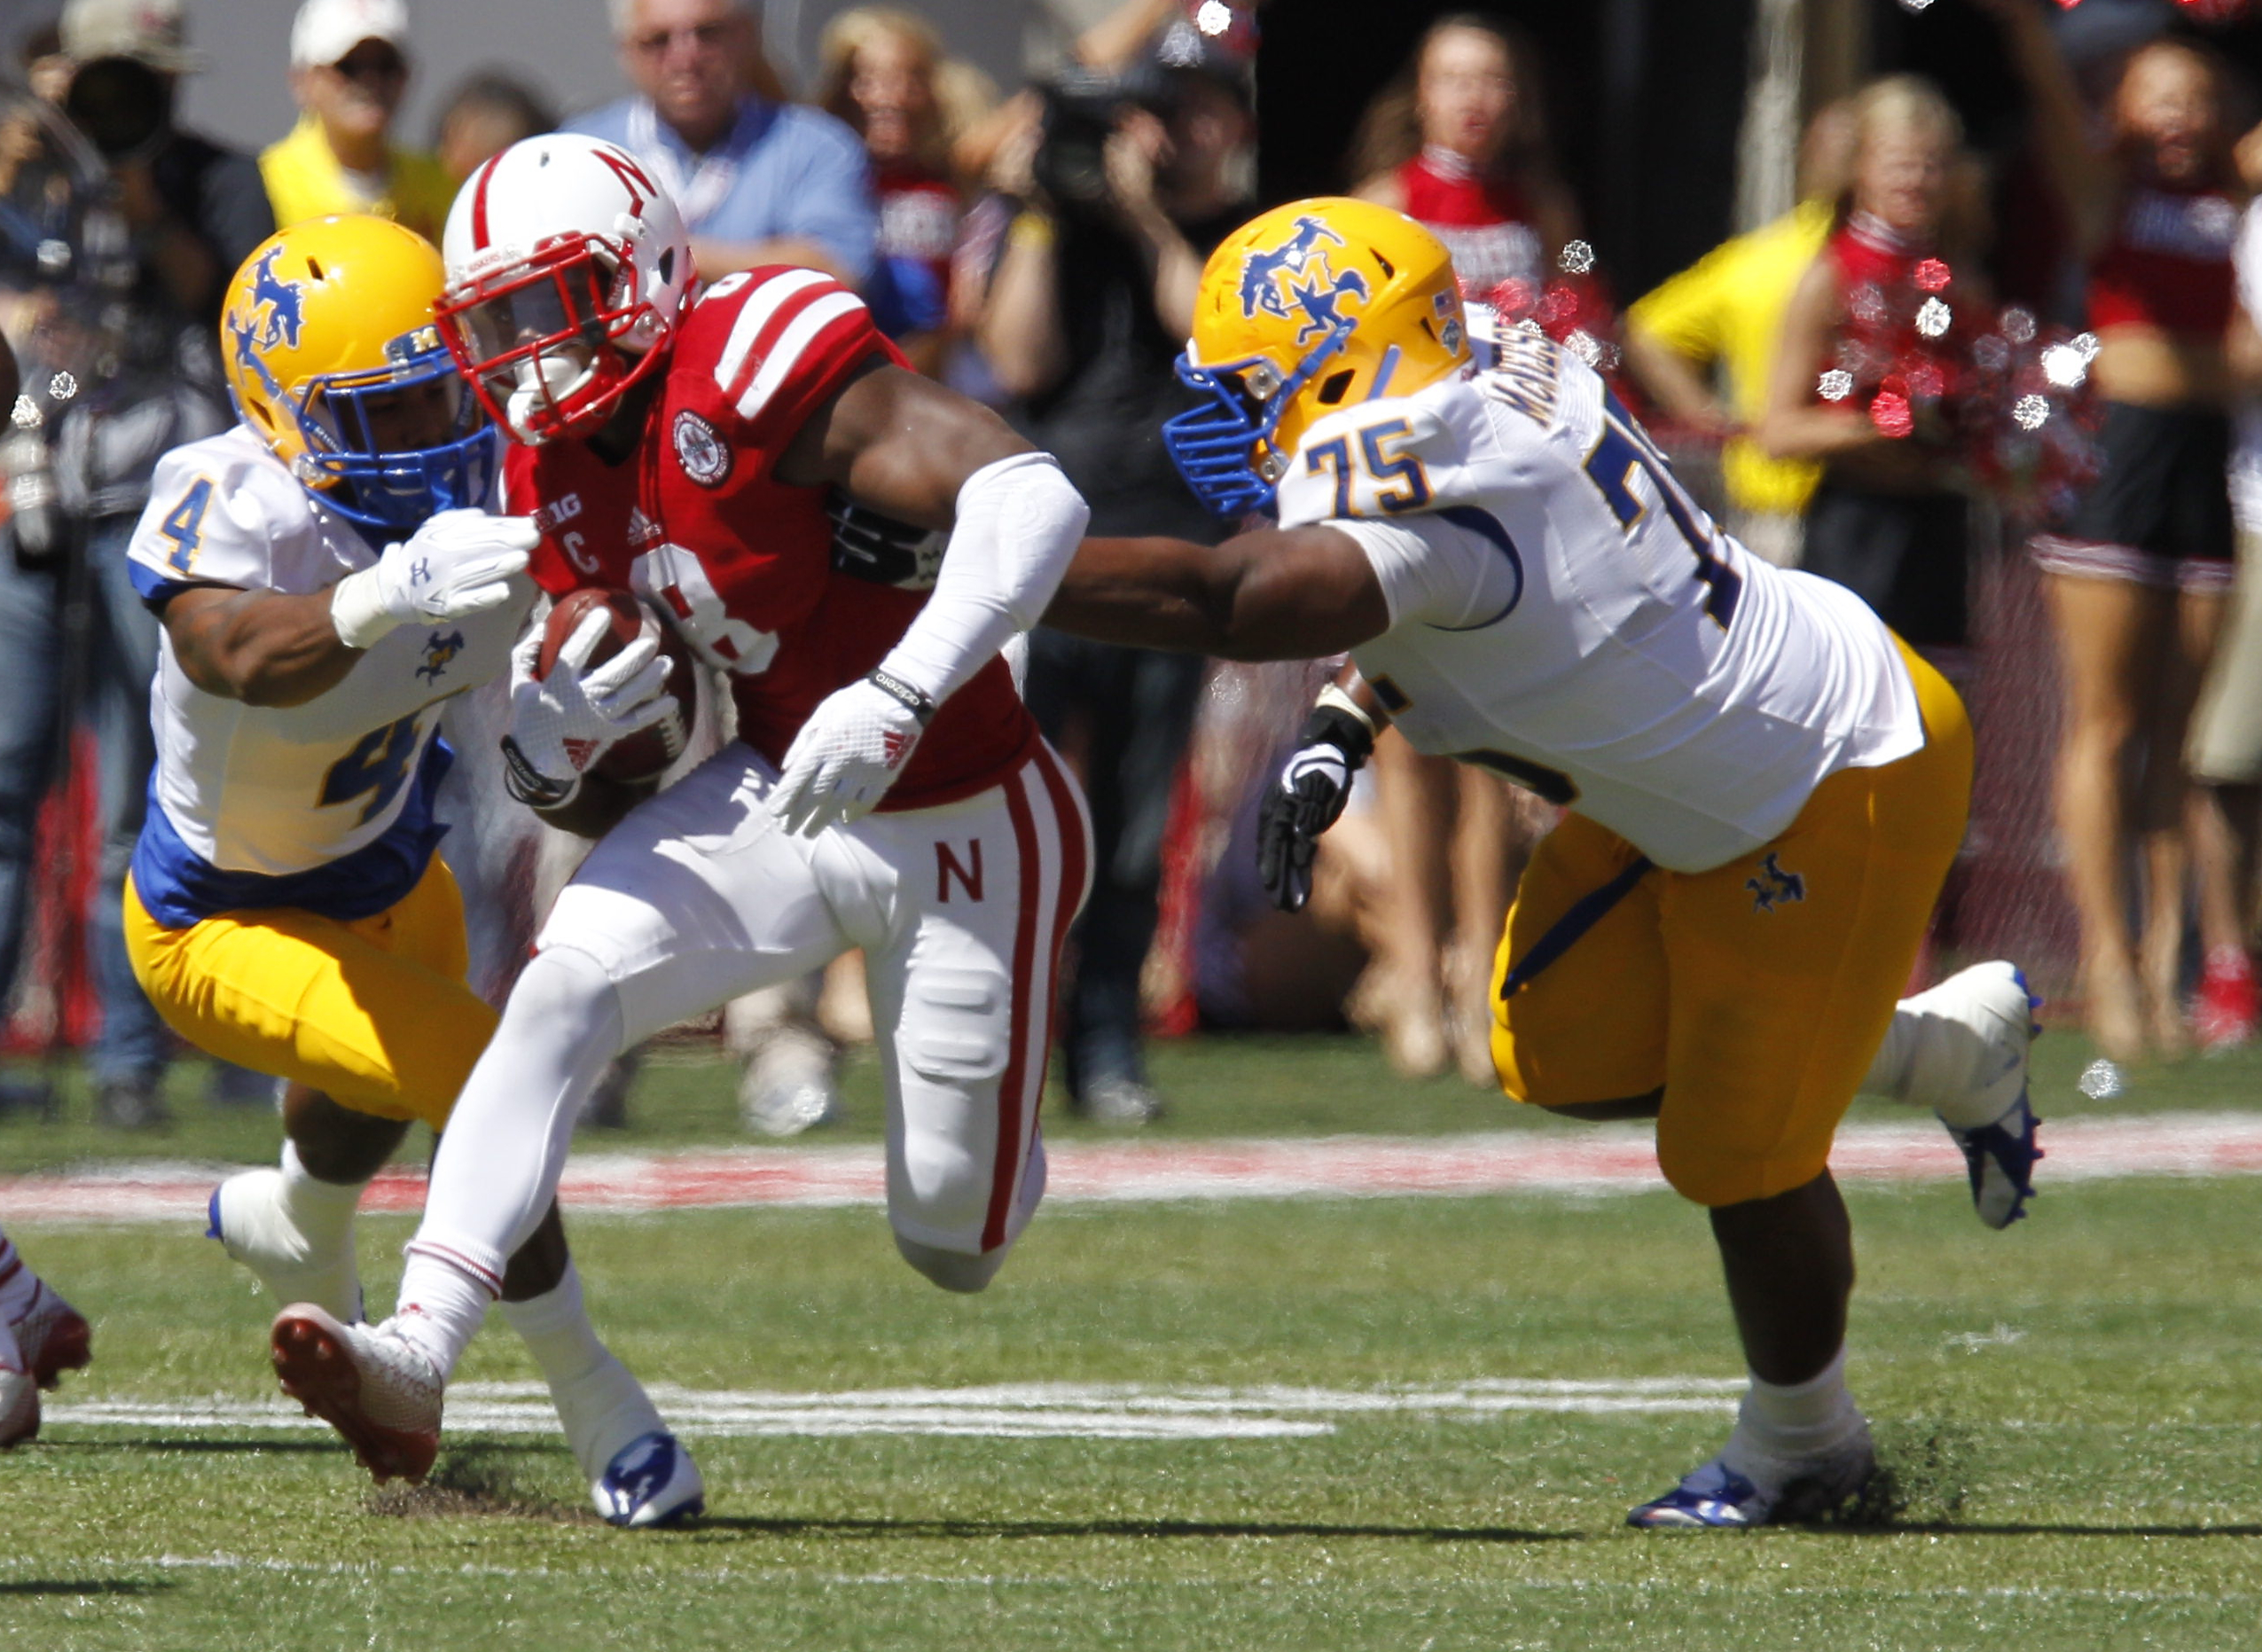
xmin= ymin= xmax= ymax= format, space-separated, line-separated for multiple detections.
xmin=672 ymin=411 xmax=731 ymax=486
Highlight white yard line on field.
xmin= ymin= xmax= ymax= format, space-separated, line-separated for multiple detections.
xmin=8 ymin=1112 xmax=2262 ymax=1226
xmin=3 ymin=1555 xmax=2255 ymax=1604
xmin=44 ymin=1376 xmax=1744 ymax=1441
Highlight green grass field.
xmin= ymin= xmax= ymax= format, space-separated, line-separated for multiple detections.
xmin=6 ymin=1032 xmax=2262 ymax=1650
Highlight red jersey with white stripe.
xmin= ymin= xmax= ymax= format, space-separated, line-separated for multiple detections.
xmin=1397 ymin=150 xmax=1542 ymax=296
xmin=2089 ymin=184 xmax=2240 ymax=338
xmin=504 ymin=265 xmax=1037 ymax=810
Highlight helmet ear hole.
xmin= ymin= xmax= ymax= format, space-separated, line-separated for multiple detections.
xmin=657 ymin=247 xmax=675 ymax=285
xmin=1315 ymin=369 xmax=1355 ymax=406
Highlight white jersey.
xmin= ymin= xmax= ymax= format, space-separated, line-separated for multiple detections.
xmin=1280 ymin=334 xmax=1925 ymax=873
xmin=124 ymin=427 xmax=527 ymax=924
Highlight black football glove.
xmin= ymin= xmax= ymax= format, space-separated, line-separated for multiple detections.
xmin=1256 ymin=701 xmax=1375 ymax=912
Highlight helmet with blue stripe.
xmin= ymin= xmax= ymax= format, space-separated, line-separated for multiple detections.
xmin=1163 ymin=197 xmax=1470 ymax=518
xmin=221 ymin=215 xmax=497 ymax=532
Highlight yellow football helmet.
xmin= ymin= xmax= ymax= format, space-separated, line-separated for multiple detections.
xmin=221 ymin=215 xmax=496 ymax=531
xmin=1164 ymin=197 xmax=1469 ymax=516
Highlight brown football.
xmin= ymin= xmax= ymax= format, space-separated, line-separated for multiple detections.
xmin=536 ymin=588 xmax=697 ymax=783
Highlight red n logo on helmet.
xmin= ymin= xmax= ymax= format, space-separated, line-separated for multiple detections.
xmin=592 ymin=148 xmax=658 ymax=216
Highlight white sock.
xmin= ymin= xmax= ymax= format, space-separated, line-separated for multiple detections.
xmin=1721 ymin=1347 xmax=1866 ymax=1474
xmin=0 ymin=1233 xmax=36 ymax=1324
xmin=499 ymin=1262 xmax=608 ymax=1385
xmin=391 ymin=1250 xmax=495 ymax=1377
xmin=393 ymin=944 xmax=625 ymax=1378
xmin=278 ymin=1140 xmax=363 ymax=1249
xmin=502 ymin=1263 xmax=662 ymax=1480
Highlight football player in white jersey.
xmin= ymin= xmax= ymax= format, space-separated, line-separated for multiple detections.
xmin=1045 ymin=198 xmax=2040 ymax=1528
xmin=118 ymin=215 xmax=702 ymax=1525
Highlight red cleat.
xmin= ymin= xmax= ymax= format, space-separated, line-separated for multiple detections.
xmin=270 ymin=1304 xmax=442 ymax=1484
xmin=2195 ymin=947 xmax=2259 ymax=1051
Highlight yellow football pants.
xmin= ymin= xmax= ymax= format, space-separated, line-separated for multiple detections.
xmin=1489 ymin=643 xmax=1973 ymax=1208
xmin=122 ymin=856 xmax=496 ymax=1131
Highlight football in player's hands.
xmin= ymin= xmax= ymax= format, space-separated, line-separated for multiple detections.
xmin=536 ymin=589 xmax=697 ymax=782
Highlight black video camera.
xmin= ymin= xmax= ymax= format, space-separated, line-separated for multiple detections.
xmin=1031 ymin=65 xmax=1168 ymax=216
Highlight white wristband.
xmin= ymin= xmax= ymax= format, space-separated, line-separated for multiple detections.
xmin=330 ymin=563 xmax=397 ymax=650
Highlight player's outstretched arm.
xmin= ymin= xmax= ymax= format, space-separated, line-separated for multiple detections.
xmin=162 ymin=511 xmax=536 ymax=709
xmin=1044 ymin=524 xmax=1392 ymax=663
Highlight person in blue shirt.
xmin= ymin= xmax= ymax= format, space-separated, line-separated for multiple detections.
xmin=575 ymin=0 xmax=877 ymax=287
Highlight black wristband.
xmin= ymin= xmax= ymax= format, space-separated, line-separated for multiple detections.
xmin=499 ymin=734 xmax=579 ymax=809
xmin=1301 ymin=702 xmax=1375 ymax=768
xmin=865 ymin=667 xmax=938 ymax=727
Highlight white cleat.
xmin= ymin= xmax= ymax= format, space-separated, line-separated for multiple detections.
xmin=739 ymin=1025 xmax=843 ymax=1138
xmin=1897 ymin=961 xmax=2044 ymax=1229
xmin=592 ymin=1430 xmax=706 ymax=1528
xmin=2 ymin=1286 xmax=93 ymax=1449
xmin=270 ymin=1305 xmax=442 ymax=1484
xmin=1629 ymin=1425 xmax=1875 ymax=1529
xmin=209 ymin=1170 xmax=362 ymax=1321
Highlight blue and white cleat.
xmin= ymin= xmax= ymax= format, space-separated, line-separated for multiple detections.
xmin=1628 ymin=1433 xmax=1875 ymax=1529
xmin=592 ymin=1429 xmax=705 ymax=1528
xmin=1945 ymin=1084 xmax=2043 ymax=1231
xmin=1899 ymin=961 xmax=2044 ymax=1229
xmin=210 ymin=1170 xmax=364 ymax=1321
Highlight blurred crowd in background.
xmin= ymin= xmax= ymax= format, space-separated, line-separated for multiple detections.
xmin=7 ymin=0 xmax=2262 ymax=1136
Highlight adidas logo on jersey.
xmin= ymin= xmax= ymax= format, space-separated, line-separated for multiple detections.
xmin=626 ymin=506 xmax=662 ymax=549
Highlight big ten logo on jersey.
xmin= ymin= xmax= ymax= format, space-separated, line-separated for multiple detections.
xmin=936 ymin=838 xmax=983 ymax=903
xmin=630 ymin=541 xmax=779 ymax=674
xmin=533 ymin=492 xmax=596 ymax=575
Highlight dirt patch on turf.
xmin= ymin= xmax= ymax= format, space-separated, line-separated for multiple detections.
xmin=1834 ymin=1417 xmax=1976 ymax=1529
xmin=364 ymin=1443 xmax=599 ymax=1525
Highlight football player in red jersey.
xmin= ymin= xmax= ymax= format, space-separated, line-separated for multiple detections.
xmin=269 ymin=135 xmax=1095 ymax=1488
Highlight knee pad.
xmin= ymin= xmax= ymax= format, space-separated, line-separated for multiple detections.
xmin=510 ymin=944 xmax=626 ymax=1065
xmin=894 ymin=1233 xmax=1006 ymax=1295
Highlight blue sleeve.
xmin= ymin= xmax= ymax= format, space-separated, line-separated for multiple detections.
xmin=866 ymin=254 xmax=948 ymax=338
xmin=563 ymin=100 xmax=634 ymax=146
xmin=129 ymin=557 xmax=205 ymax=614
xmin=769 ymin=110 xmax=879 ymax=288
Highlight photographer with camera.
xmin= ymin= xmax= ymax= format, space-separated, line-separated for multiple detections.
xmin=0 ymin=0 xmax=272 ymax=1128
xmin=975 ymin=59 xmax=1254 ymax=1124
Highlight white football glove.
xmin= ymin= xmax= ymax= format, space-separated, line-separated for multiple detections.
xmin=497 ymin=609 xmax=673 ymax=808
xmin=331 ymin=509 xmax=537 ymax=648
xmin=769 ymin=670 xmax=933 ymax=837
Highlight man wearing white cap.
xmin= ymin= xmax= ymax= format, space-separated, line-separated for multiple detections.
xmin=261 ymin=0 xmax=455 ymax=243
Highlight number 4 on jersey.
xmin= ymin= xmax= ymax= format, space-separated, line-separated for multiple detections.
xmin=1583 ymin=395 xmax=1741 ymax=629
xmin=158 ymin=477 xmax=215 ymax=574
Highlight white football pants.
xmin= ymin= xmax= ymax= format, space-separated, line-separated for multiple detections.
xmin=405 ymin=739 xmax=1091 ymax=1294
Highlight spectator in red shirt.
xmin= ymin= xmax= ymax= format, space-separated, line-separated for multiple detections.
xmin=1331 ymin=14 xmax=1578 ymax=1082
xmin=1350 ymin=13 xmax=1578 ymax=298
xmin=816 ymin=7 xmax=992 ymax=375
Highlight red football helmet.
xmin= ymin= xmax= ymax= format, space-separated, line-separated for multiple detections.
xmin=436 ymin=134 xmax=695 ymax=445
